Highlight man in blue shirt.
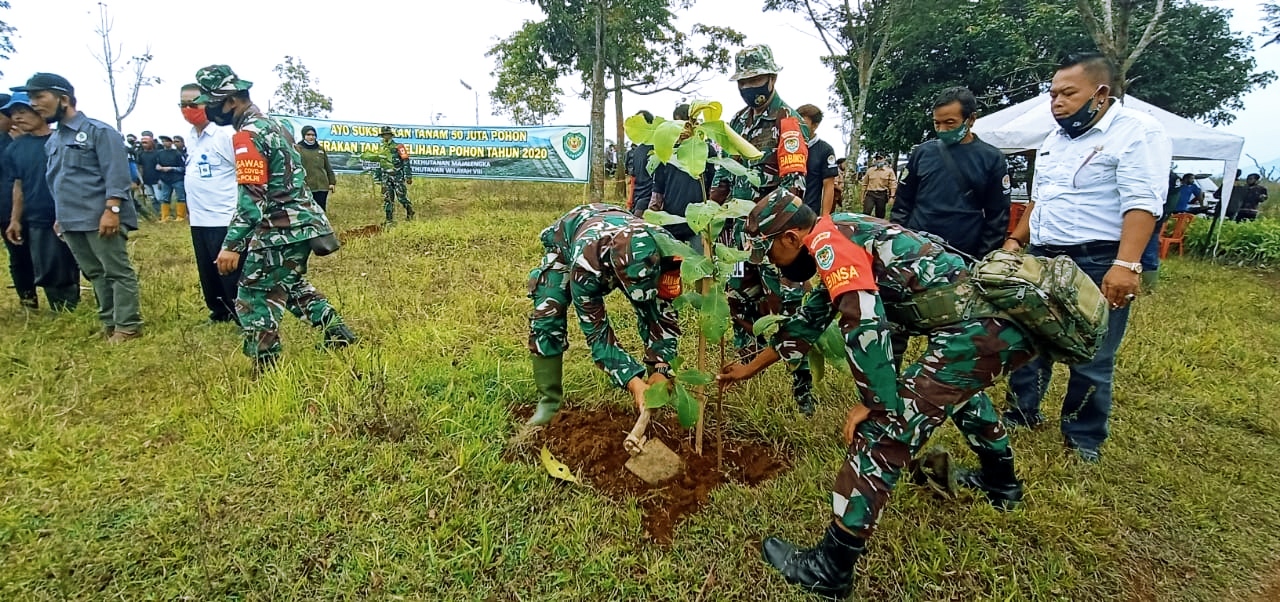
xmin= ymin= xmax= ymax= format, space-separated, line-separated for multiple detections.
xmin=2 ymin=92 xmax=79 ymax=311
xmin=20 ymin=72 xmax=143 ymax=342
xmin=1174 ymin=173 xmax=1202 ymax=213
xmin=0 ymin=91 xmax=36 ymax=310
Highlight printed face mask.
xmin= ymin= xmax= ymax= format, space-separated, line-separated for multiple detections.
xmin=1055 ymin=86 xmax=1105 ymax=138
xmin=739 ymin=82 xmax=772 ymax=108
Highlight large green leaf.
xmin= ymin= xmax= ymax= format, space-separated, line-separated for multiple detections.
xmin=652 ymin=120 xmax=685 ymax=163
xmin=808 ymin=348 xmax=826 ymax=383
xmin=644 ymin=380 xmax=671 ymax=410
xmin=673 ymin=291 xmax=703 ymax=312
xmin=680 ymin=254 xmax=714 ymax=285
xmin=689 ymin=100 xmax=722 ymax=122
xmin=699 ymin=121 xmax=763 ymax=160
xmin=716 ymin=199 xmax=757 ymax=220
xmin=707 ymin=156 xmax=764 ymax=188
xmin=646 ymin=152 xmax=661 ymax=176
xmin=715 ymin=245 xmax=751 ymax=265
xmin=674 ymin=384 xmax=700 ymax=428
xmin=643 ymin=210 xmax=688 ymax=226
xmin=652 ymin=233 xmax=699 ymax=259
xmin=701 ymin=286 xmax=731 ymax=343
xmin=685 ymin=202 xmax=719 ymax=235
xmin=625 ymin=113 xmax=665 ymax=145
xmin=674 ymin=137 xmax=710 ymax=179
xmin=752 ymin=314 xmax=788 ymax=337
xmin=816 ymin=323 xmax=850 ymax=374
xmin=676 ymin=369 xmax=714 ymax=387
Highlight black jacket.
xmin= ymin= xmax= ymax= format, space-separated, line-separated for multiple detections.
xmin=890 ymin=136 xmax=1010 ymax=258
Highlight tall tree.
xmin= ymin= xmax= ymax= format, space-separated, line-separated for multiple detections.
xmin=764 ymin=0 xmax=900 ymax=176
xmin=488 ymin=0 xmax=742 ymax=201
xmin=90 ymin=2 xmax=161 ymax=132
xmin=272 ymin=56 xmax=334 ymax=118
xmin=1265 ymin=1 xmax=1280 ymax=46
xmin=0 ymin=1 xmax=16 ymax=76
xmin=1076 ymin=0 xmax=1166 ymax=96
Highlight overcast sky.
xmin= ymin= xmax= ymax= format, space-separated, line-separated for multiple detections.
xmin=3 ymin=0 xmax=1277 ymax=169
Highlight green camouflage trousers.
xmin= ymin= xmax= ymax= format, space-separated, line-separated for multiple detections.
xmin=236 ymin=241 xmax=342 ymax=359
xmin=728 ymin=262 xmax=813 ymax=394
xmin=380 ymin=176 xmax=412 ymax=220
xmin=833 ymin=317 xmax=1036 ymax=537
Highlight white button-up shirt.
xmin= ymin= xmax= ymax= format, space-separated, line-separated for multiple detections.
xmin=1029 ymin=103 xmax=1171 ymax=246
xmin=183 ymin=124 xmax=238 ymax=228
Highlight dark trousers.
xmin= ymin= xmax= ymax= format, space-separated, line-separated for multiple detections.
xmin=311 ymin=191 xmax=329 ymax=212
xmin=863 ymin=189 xmax=889 ymax=218
xmin=2 ymin=220 xmax=36 ymax=304
xmin=1007 ymin=242 xmax=1130 ymax=451
xmin=191 ymin=226 xmax=241 ymax=322
xmin=27 ymin=224 xmax=81 ymax=311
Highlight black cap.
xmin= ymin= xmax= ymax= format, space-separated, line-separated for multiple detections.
xmin=0 ymin=94 xmax=11 ymax=108
xmin=301 ymin=125 xmax=316 ymax=136
xmin=13 ymin=72 xmax=74 ymax=96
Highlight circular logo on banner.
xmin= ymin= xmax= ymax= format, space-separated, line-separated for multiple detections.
xmin=75 ymin=131 xmax=88 ymax=143
xmin=815 ymin=244 xmax=835 ymax=270
xmin=783 ymin=137 xmax=800 ymax=153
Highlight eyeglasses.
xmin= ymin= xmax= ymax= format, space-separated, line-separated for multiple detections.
xmin=177 ymin=102 xmax=200 ymax=109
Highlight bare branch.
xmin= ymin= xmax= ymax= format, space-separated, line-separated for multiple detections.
xmin=1123 ymin=0 xmax=1165 ymax=73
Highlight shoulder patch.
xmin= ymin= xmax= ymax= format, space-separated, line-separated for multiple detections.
xmin=827 ymin=154 xmax=837 ymax=167
xmin=804 ymin=219 xmax=876 ymax=299
xmin=232 ymin=131 xmax=268 ymax=186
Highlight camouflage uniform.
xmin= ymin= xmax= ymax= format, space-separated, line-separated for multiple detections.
xmin=375 ymin=129 xmax=414 ymax=223
xmin=194 ymin=65 xmax=354 ymax=363
xmin=714 ymin=45 xmax=815 ymax=412
xmin=748 ymin=195 xmax=1036 ymax=539
xmin=527 ymin=203 xmax=680 ymax=389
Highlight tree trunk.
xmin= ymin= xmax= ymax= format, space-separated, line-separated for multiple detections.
xmin=588 ymin=0 xmax=607 ymax=204
xmin=613 ymin=71 xmax=628 ymax=202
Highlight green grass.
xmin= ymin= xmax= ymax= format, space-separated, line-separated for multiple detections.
xmin=3 ymin=176 xmax=1280 ymax=601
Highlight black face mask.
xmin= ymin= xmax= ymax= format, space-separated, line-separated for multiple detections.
xmin=1055 ymin=87 xmax=1105 ymax=139
xmin=778 ymin=248 xmax=817 ymax=282
xmin=44 ymin=101 xmax=66 ymax=125
xmin=739 ymin=82 xmax=772 ymax=109
xmin=205 ymin=102 xmax=236 ymax=127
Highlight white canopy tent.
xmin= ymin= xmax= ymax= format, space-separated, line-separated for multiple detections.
xmin=973 ymin=93 xmax=1245 ymax=244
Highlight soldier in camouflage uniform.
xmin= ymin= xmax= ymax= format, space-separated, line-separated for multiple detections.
xmin=711 ymin=45 xmax=818 ymax=416
xmin=525 ymin=203 xmax=684 ymax=426
xmin=196 ymin=65 xmax=358 ymax=372
xmin=718 ymin=191 xmax=1039 ymax=599
xmin=376 ymin=126 xmax=414 ymax=224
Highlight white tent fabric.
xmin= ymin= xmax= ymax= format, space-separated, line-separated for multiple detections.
xmin=973 ymin=93 xmax=1245 ymax=234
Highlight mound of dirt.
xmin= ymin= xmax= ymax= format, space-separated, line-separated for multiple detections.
xmin=513 ymin=407 xmax=789 ymax=543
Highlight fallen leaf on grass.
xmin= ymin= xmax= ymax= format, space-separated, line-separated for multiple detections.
xmin=540 ymin=446 xmax=577 ymax=483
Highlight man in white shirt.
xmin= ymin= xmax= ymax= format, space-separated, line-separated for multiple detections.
xmin=180 ymin=83 xmax=241 ymax=324
xmin=1002 ymin=52 xmax=1171 ymax=463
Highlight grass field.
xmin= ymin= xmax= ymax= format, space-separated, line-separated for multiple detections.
xmin=2 ymin=176 xmax=1280 ymax=601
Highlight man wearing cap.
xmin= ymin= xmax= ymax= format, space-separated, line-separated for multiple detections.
xmin=23 ymin=73 xmax=143 ymax=341
xmin=524 ymin=203 xmax=683 ymax=426
xmin=375 ymin=125 xmax=413 ymax=224
xmin=860 ymin=153 xmax=897 ymax=219
xmin=3 ymin=91 xmax=80 ymax=312
xmin=179 ymin=83 xmax=241 ymax=325
xmin=712 ymin=44 xmax=818 ymax=417
xmin=194 ymin=64 xmax=357 ymax=371
xmin=0 ymin=90 xmax=36 ymax=310
xmin=717 ymin=191 xmax=1039 ymax=598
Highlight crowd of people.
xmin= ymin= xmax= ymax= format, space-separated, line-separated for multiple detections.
xmin=541 ymin=46 xmax=1173 ymax=599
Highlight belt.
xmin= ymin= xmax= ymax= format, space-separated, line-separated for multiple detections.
xmin=1032 ymin=240 xmax=1119 ymax=257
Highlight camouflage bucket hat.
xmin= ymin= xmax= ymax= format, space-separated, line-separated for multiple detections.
xmin=745 ymin=189 xmax=808 ymax=264
xmin=193 ymin=65 xmax=253 ymax=105
xmin=730 ymin=45 xmax=783 ymax=81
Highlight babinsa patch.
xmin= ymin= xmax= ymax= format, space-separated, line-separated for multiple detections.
xmin=815 ymin=244 xmax=835 ymax=270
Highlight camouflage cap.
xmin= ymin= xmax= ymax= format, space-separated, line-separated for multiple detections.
xmin=379 ymin=125 xmax=395 ymax=136
xmin=730 ymin=45 xmax=783 ymax=81
xmin=193 ymin=65 xmax=253 ymax=104
xmin=744 ymin=189 xmax=810 ymax=264
xmin=615 ymin=226 xmax=684 ymax=300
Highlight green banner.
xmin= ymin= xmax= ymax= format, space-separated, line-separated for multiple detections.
xmin=271 ymin=114 xmax=592 ymax=183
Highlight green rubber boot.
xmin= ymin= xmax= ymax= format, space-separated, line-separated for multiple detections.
xmin=527 ymin=354 xmax=564 ymax=426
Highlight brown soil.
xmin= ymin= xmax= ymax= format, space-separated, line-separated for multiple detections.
xmin=340 ymin=224 xmax=383 ymax=239
xmin=512 ymin=407 xmax=789 ymax=543
xmin=1253 ymin=561 xmax=1280 ymax=601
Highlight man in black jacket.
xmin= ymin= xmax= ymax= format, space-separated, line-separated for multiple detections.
xmin=890 ymin=86 xmax=1011 ymax=259
xmin=649 ymin=104 xmax=715 ymax=250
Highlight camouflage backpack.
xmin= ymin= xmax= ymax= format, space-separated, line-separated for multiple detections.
xmin=972 ymin=249 xmax=1109 ymax=364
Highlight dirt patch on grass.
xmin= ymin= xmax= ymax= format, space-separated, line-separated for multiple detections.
xmin=512 ymin=407 xmax=788 ymax=543
xmin=1252 ymin=560 xmax=1280 ymax=601
xmin=340 ymin=224 xmax=383 ymax=239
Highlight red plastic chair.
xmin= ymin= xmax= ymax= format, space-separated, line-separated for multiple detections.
xmin=1008 ymin=202 xmax=1028 ymax=234
xmin=1159 ymin=213 xmax=1195 ymax=259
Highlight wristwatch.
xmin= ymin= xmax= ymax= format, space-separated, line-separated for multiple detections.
xmin=107 ymin=205 xmax=121 ymax=214
xmin=1112 ymin=259 xmax=1142 ymax=273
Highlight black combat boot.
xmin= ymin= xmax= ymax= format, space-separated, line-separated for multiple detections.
xmin=323 ymin=323 xmax=359 ymax=349
xmin=253 ymin=354 xmax=279 ymax=377
xmin=762 ymin=524 xmax=865 ymax=599
xmin=955 ymin=448 xmax=1024 ymax=511
xmin=18 ymin=289 xmax=38 ymax=310
xmin=405 ymin=205 xmax=416 ymax=221
xmin=792 ymin=367 xmax=817 ymax=417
